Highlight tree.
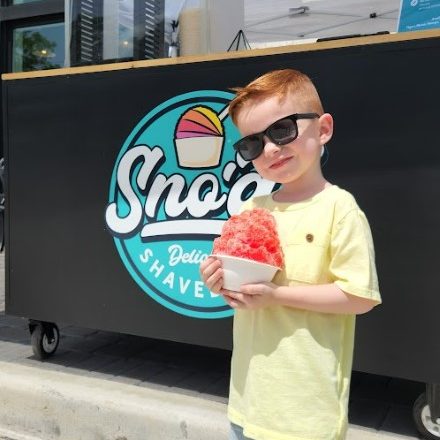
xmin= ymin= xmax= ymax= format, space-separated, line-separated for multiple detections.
xmin=16 ymin=30 xmax=61 ymax=71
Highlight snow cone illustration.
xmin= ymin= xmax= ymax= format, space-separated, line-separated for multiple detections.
xmin=174 ymin=105 xmax=228 ymax=168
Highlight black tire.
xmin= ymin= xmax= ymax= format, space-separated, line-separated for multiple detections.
xmin=31 ymin=323 xmax=60 ymax=360
xmin=413 ymin=392 xmax=440 ymax=440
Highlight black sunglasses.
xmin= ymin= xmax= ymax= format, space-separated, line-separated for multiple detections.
xmin=233 ymin=112 xmax=320 ymax=161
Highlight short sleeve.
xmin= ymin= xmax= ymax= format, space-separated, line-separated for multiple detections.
xmin=329 ymin=208 xmax=381 ymax=303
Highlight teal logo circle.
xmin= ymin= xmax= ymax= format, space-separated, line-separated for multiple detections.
xmin=105 ymin=90 xmax=276 ymax=318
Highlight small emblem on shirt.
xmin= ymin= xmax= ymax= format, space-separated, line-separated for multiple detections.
xmin=306 ymin=233 xmax=314 ymax=243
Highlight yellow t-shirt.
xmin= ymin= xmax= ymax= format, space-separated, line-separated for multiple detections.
xmin=227 ymin=185 xmax=381 ymax=440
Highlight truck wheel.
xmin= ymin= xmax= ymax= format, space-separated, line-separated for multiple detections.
xmin=31 ymin=322 xmax=60 ymax=360
xmin=413 ymin=392 xmax=440 ymax=440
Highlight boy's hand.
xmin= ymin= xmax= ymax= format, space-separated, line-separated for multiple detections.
xmin=221 ymin=282 xmax=278 ymax=310
xmin=200 ymin=258 xmax=279 ymax=309
xmin=199 ymin=256 xmax=224 ymax=293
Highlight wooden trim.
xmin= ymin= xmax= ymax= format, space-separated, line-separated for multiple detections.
xmin=2 ymin=28 xmax=440 ymax=81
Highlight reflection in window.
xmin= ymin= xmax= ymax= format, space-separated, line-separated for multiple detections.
xmin=103 ymin=0 xmax=134 ymax=61
xmin=68 ymin=0 xmax=164 ymax=66
xmin=11 ymin=0 xmax=41 ymax=4
xmin=12 ymin=22 xmax=65 ymax=72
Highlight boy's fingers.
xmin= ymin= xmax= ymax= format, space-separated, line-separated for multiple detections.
xmin=230 ymin=291 xmax=245 ymax=303
xmin=200 ymin=256 xmax=217 ymax=270
xmin=200 ymin=258 xmax=221 ymax=280
xmin=205 ymin=268 xmax=223 ymax=292
xmin=209 ymin=275 xmax=224 ymax=294
xmin=222 ymin=294 xmax=244 ymax=309
xmin=223 ymin=290 xmax=248 ymax=306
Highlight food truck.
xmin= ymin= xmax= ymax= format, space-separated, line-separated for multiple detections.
xmin=2 ymin=29 xmax=440 ymax=439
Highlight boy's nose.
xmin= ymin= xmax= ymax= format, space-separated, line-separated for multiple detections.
xmin=263 ymin=136 xmax=282 ymax=155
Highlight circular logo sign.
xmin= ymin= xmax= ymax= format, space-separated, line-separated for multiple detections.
xmin=105 ymin=90 xmax=275 ymax=319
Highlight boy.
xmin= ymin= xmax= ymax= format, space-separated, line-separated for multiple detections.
xmin=200 ymin=69 xmax=381 ymax=440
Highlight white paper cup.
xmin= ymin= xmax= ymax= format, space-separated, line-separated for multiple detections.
xmin=212 ymin=254 xmax=280 ymax=292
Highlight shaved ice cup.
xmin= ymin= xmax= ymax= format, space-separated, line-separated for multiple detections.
xmin=174 ymin=105 xmax=229 ymax=168
xmin=213 ymin=254 xmax=280 ymax=292
xmin=175 ymin=136 xmax=223 ymax=168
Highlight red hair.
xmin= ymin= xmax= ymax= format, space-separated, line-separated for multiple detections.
xmin=229 ymin=69 xmax=324 ymax=125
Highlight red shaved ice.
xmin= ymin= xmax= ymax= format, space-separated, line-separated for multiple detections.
xmin=212 ymin=208 xmax=284 ymax=268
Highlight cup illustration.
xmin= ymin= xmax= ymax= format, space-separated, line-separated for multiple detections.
xmin=174 ymin=105 xmax=229 ymax=168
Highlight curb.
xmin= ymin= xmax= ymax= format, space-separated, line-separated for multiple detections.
xmin=0 ymin=359 xmax=417 ymax=440
xmin=0 ymin=427 xmax=44 ymax=440
xmin=0 ymin=361 xmax=229 ymax=440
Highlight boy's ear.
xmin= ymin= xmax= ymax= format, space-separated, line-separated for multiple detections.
xmin=319 ymin=113 xmax=333 ymax=145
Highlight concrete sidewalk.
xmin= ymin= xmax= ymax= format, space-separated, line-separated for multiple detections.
xmin=0 ymin=253 xmax=425 ymax=440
